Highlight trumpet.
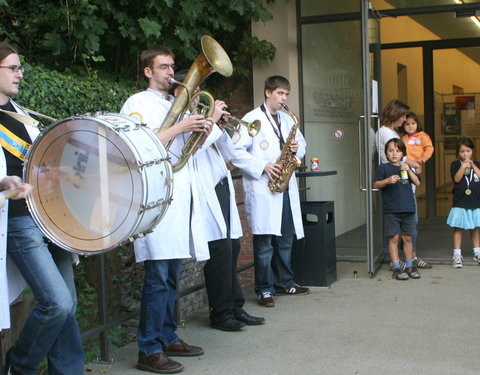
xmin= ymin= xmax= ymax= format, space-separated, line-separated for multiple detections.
xmin=220 ymin=116 xmax=261 ymax=137
xmin=158 ymin=35 xmax=233 ymax=172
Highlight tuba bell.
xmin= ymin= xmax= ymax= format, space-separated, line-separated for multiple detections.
xmin=159 ymin=35 xmax=233 ymax=172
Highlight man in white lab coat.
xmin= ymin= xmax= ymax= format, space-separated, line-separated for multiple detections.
xmin=191 ymin=95 xmax=266 ymax=331
xmin=232 ymin=75 xmax=309 ymax=308
xmin=121 ymin=45 xmax=211 ymax=374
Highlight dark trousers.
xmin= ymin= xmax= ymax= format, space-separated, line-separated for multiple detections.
xmin=203 ymin=178 xmax=245 ymax=323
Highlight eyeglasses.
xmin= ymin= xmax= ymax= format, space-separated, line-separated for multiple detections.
xmin=0 ymin=65 xmax=25 ymax=73
xmin=154 ymin=64 xmax=176 ymax=71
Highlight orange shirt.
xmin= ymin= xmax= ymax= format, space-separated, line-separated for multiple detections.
xmin=402 ymin=131 xmax=434 ymax=163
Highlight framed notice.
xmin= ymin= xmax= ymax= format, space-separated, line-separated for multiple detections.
xmin=442 ymin=102 xmax=461 ymax=135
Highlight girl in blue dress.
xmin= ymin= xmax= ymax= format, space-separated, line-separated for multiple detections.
xmin=447 ymin=137 xmax=480 ymax=268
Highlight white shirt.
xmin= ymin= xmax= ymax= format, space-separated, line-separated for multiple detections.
xmin=376 ymin=126 xmax=399 ymax=164
xmin=0 ymin=101 xmax=37 ymax=330
xmin=120 ymin=90 xmax=210 ymax=261
xmin=193 ymin=126 xmax=242 ymax=242
xmin=231 ymin=104 xmax=305 ymax=238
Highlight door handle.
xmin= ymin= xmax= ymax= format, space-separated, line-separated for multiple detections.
xmin=358 ymin=114 xmax=380 ymax=192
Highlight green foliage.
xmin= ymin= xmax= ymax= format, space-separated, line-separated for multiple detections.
xmin=73 ymin=244 xmax=137 ymax=365
xmin=15 ymin=64 xmax=135 ymax=125
xmin=0 ymin=0 xmax=286 ymax=80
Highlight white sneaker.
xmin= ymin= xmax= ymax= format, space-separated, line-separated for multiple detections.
xmin=452 ymin=254 xmax=463 ymax=268
xmin=474 ymin=254 xmax=480 ymax=264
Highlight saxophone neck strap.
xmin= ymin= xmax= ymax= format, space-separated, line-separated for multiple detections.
xmin=260 ymin=104 xmax=284 ymax=149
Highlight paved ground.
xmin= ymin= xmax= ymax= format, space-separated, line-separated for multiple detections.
xmin=85 ymin=261 xmax=480 ymax=375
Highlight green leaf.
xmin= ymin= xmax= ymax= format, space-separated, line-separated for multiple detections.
xmin=138 ymin=17 xmax=163 ymax=38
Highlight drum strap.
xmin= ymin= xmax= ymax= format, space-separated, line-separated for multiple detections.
xmin=0 ymin=123 xmax=31 ymax=161
xmin=0 ymin=108 xmax=39 ymax=127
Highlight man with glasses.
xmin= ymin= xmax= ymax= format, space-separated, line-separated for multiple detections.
xmin=0 ymin=41 xmax=85 ymax=375
xmin=121 ymin=45 xmax=211 ymax=374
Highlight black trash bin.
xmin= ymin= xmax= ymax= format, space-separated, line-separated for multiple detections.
xmin=291 ymin=201 xmax=336 ymax=287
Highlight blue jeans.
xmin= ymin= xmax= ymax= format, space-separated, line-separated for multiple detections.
xmin=253 ymin=192 xmax=296 ymax=295
xmin=7 ymin=216 xmax=84 ymax=375
xmin=137 ymin=259 xmax=182 ymax=358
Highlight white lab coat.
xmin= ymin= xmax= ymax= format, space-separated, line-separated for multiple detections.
xmin=232 ymin=105 xmax=305 ymax=238
xmin=0 ymin=101 xmax=38 ymax=330
xmin=120 ymin=90 xmax=210 ymax=261
xmin=193 ymin=125 xmax=242 ymax=242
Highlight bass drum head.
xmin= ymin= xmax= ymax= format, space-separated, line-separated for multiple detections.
xmin=24 ymin=116 xmax=156 ymax=254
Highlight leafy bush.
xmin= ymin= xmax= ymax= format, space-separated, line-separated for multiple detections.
xmin=15 ymin=64 xmax=137 ymax=125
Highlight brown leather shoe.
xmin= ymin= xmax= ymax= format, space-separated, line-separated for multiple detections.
xmin=137 ymin=352 xmax=184 ymax=374
xmin=163 ymin=339 xmax=204 ymax=357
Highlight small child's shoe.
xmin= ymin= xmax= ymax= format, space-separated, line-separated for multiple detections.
xmin=474 ymin=253 xmax=480 ymax=264
xmin=405 ymin=266 xmax=421 ymax=279
xmin=392 ymin=267 xmax=409 ymax=280
xmin=452 ymin=254 xmax=463 ymax=268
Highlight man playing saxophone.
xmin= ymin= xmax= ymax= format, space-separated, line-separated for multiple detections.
xmin=231 ymin=75 xmax=309 ymax=308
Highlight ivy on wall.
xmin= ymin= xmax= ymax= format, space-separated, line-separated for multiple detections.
xmin=15 ymin=64 xmax=136 ymax=125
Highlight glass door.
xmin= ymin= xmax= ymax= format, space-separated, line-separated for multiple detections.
xmin=300 ymin=0 xmax=384 ymax=274
xmin=360 ymin=0 xmax=384 ymax=274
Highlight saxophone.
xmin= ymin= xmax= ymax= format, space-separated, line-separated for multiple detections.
xmin=268 ymin=104 xmax=302 ymax=193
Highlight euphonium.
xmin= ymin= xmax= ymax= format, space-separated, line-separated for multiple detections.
xmin=268 ymin=105 xmax=302 ymax=193
xmin=221 ymin=116 xmax=261 ymax=137
xmin=159 ymin=35 xmax=233 ymax=172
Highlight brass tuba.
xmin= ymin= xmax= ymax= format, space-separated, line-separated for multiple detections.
xmin=159 ymin=35 xmax=233 ymax=172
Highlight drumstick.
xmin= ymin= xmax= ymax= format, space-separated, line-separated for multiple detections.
xmin=0 ymin=188 xmax=23 ymax=208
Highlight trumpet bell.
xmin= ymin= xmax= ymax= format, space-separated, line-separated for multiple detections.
xmin=248 ymin=119 xmax=261 ymax=137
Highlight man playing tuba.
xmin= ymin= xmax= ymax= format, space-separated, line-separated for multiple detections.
xmin=120 ymin=45 xmax=211 ymax=374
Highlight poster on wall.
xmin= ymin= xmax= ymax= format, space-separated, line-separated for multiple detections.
xmin=442 ymin=102 xmax=461 ymax=135
xmin=455 ymin=95 xmax=475 ymax=110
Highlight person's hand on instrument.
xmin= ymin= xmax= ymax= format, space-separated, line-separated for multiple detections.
xmin=264 ymin=162 xmax=282 ymax=181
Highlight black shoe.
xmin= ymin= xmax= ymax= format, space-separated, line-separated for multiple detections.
xmin=211 ymin=317 xmax=246 ymax=331
xmin=275 ymin=285 xmax=310 ymax=296
xmin=234 ymin=311 xmax=265 ymax=325
xmin=4 ymin=348 xmax=23 ymax=375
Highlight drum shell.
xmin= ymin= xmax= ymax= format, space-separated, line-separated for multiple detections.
xmin=23 ymin=114 xmax=173 ymax=255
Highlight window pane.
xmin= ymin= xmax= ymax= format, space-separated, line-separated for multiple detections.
xmin=300 ymin=0 xmax=359 ymax=17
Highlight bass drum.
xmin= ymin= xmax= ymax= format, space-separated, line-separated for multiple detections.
xmin=23 ymin=113 xmax=173 ymax=255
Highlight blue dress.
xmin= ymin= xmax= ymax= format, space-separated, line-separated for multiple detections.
xmin=447 ymin=160 xmax=480 ymax=229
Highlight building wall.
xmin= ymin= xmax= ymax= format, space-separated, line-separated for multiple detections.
xmin=252 ymin=0 xmax=480 ymax=235
xmin=251 ymin=0 xmax=300 ymax=114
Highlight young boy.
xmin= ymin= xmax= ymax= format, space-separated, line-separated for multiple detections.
xmin=374 ymin=138 xmax=421 ymax=280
